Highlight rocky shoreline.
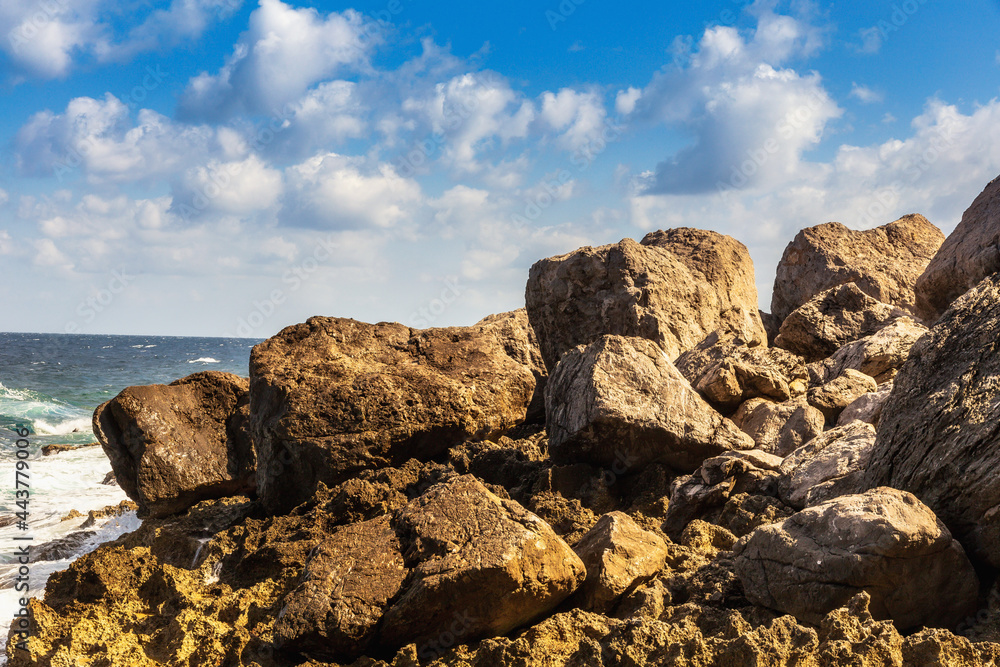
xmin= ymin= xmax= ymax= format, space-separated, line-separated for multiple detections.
xmin=9 ymin=175 xmax=1000 ymax=666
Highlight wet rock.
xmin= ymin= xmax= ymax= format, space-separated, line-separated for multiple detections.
xmin=41 ymin=442 xmax=99 ymax=456
xmin=250 ymin=313 xmax=540 ymax=514
xmin=807 ymin=368 xmax=878 ymax=423
xmin=732 ymin=395 xmax=825 ymax=457
xmin=775 ymin=283 xmax=909 ymax=362
xmin=771 ymin=214 xmax=944 ymax=322
xmin=734 ymin=487 xmax=979 ymax=629
xmin=778 ymin=421 xmax=876 ymax=509
xmin=545 ymin=335 xmax=754 ymax=473
xmin=525 ymin=229 xmax=766 ymax=371
xmin=863 ymin=273 xmax=1000 ymax=568
xmin=92 ymin=371 xmax=254 ymax=518
xmin=915 ymin=174 xmax=1000 ymax=322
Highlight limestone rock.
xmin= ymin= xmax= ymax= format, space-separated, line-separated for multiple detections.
xmin=274 ymin=475 xmax=585 ymax=660
xmin=571 ymin=511 xmax=669 ymax=613
xmin=771 ymin=214 xmax=944 ymax=322
xmin=734 ymin=487 xmax=979 ymax=629
xmin=545 ymin=335 xmax=754 ymax=473
xmin=731 ymin=395 xmax=825 ymax=457
xmin=863 ymin=273 xmax=1000 ymax=567
xmin=837 ymin=383 xmax=892 ymax=427
xmin=250 ymin=313 xmax=539 ymax=514
xmin=775 ymin=283 xmax=909 ymax=362
xmin=778 ymin=421 xmax=876 ymax=509
xmin=92 ymin=371 xmax=254 ymax=519
xmin=808 ymin=317 xmax=928 ymax=385
xmin=807 ymin=369 xmax=878 ymax=423
xmin=915 ymin=174 xmax=1000 ymax=321
xmin=525 ymin=229 xmax=766 ymax=371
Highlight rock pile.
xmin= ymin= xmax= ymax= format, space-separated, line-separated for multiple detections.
xmin=21 ymin=174 xmax=1000 ymax=666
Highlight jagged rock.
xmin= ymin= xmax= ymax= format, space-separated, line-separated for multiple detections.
xmin=92 ymin=371 xmax=254 ymax=518
xmin=760 ymin=311 xmax=781 ymax=345
xmin=571 ymin=511 xmax=669 ymax=613
xmin=275 ymin=475 xmax=585 ymax=660
xmin=250 ymin=313 xmax=540 ymax=514
xmin=734 ymin=487 xmax=979 ymax=629
xmin=525 ymin=229 xmax=766 ymax=371
xmin=807 ymin=369 xmax=878 ymax=423
xmin=731 ymin=395 xmax=825 ymax=457
xmin=545 ymin=335 xmax=753 ymax=473
xmin=473 ymin=309 xmax=549 ymax=423
xmin=662 ymin=450 xmax=783 ymax=539
xmin=837 ymin=383 xmax=892 ymax=427
xmin=863 ymin=273 xmax=1000 ymax=568
xmin=775 ymin=283 xmax=909 ymax=361
xmin=41 ymin=441 xmax=99 ymax=456
xmin=676 ymin=332 xmax=808 ymax=413
xmin=716 ymin=493 xmax=796 ymax=538
xmin=915 ymin=174 xmax=1000 ymax=322
xmin=808 ymin=316 xmax=928 ymax=385
xmin=778 ymin=421 xmax=876 ymax=509
xmin=771 ymin=214 xmax=944 ymax=322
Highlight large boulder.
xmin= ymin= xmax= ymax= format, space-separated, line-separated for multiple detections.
xmin=863 ymin=273 xmax=1000 ymax=567
xmin=544 ymin=335 xmax=754 ymax=473
xmin=806 ymin=369 xmax=878 ymax=423
xmin=274 ymin=475 xmax=585 ymax=660
xmin=734 ymin=487 xmax=979 ymax=629
xmin=836 ymin=383 xmax=892 ymax=427
xmin=92 ymin=371 xmax=254 ymax=518
xmin=771 ymin=215 xmax=944 ymax=322
xmin=571 ymin=511 xmax=669 ymax=613
xmin=731 ymin=396 xmax=825 ymax=457
xmin=525 ymin=228 xmax=766 ymax=371
xmin=915 ymin=174 xmax=1000 ymax=322
xmin=807 ymin=317 xmax=927 ymax=385
xmin=777 ymin=421 xmax=876 ymax=509
xmin=251 ymin=313 xmax=540 ymax=514
xmin=774 ymin=283 xmax=908 ymax=361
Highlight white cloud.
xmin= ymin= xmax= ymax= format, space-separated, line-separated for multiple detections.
xmin=283 ymin=153 xmax=423 ymax=229
xmin=539 ymin=88 xmax=608 ymax=151
xmin=174 ymin=155 xmax=284 ymax=216
xmin=852 ymin=26 xmax=884 ymax=55
xmin=102 ymin=0 xmax=245 ymax=61
xmin=615 ymin=87 xmax=642 ymax=115
xmin=882 ymin=112 xmax=897 ymax=124
xmin=849 ymin=82 xmax=882 ymax=104
xmin=178 ymin=0 xmax=375 ymax=121
xmin=0 ymin=189 xmax=8 ymax=205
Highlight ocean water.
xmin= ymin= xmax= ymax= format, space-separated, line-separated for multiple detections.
xmin=0 ymin=333 xmax=259 ymax=654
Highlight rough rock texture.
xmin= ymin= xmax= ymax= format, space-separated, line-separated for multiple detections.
xmin=525 ymin=230 xmax=766 ymax=371
xmin=864 ymin=273 xmax=1000 ymax=568
xmin=92 ymin=371 xmax=254 ymax=519
xmin=250 ymin=313 xmax=539 ymax=514
xmin=771 ymin=214 xmax=944 ymax=322
xmin=571 ymin=511 xmax=668 ymax=613
xmin=807 ymin=316 xmax=928 ymax=385
xmin=915 ymin=174 xmax=1000 ymax=322
xmin=275 ymin=475 xmax=584 ymax=660
xmin=777 ymin=421 xmax=876 ymax=509
xmin=837 ymin=383 xmax=892 ymax=427
xmin=731 ymin=396 xmax=825 ymax=457
xmin=545 ymin=335 xmax=754 ymax=473
xmin=774 ymin=283 xmax=909 ymax=362
xmin=807 ymin=368 xmax=878 ymax=423
xmin=734 ymin=487 xmax=979 ymax=629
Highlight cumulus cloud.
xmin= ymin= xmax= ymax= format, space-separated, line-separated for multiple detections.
xmin=102 ymin=0 xmax=245 ymax=61
xmin=850 ymin=83 xmax=882 ymax=104
xmin=178 ymin=0 xmax=375 ymax=121
xmin=852 ymin=26 xmax=884 ymax=55
xmin=173 ymin=155 xmax=284 ymax=217
xmin=539 ymin=88 xmax=608 ymax=151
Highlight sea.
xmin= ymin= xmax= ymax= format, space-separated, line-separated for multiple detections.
xmin=0 ymin=332 xmax=260 ymax=655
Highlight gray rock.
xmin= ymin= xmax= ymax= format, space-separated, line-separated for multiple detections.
xmin=836 ymin=383 xmax=892 ymax=428
xmin=545 ymin=335 xmax=754 ymax=473
xmin=778 ymin=421 xmax=876 ymax=509
xmin=731 ymin=396 xmax=825 ymax=457
xmin=734 ymin=487 xmax=979 ymax=629
xmin=807 ymin=369 xmax=878 ymax=423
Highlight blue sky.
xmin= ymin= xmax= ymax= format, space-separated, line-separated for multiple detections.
xmin=1 ymin=0 xmax=999 ymax=336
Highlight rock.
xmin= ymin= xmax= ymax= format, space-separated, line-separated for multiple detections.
xmin=837 ymin=383 xmax=892 ymax=427
xmin=250 ymin=313 xmax=539 ymax=514
xmin=771 ymin=214 xmax=944 ymax=322
xmin=100 ymin=471 xmax=116 ymax=486
xmin=545 ymin=335 xmax=754 ymax=473
xmin=760 ymin=310 xmax=781 ymax=345
xmin=571 ymin=511 xmax=669 ymax=613
xmin=274 ymin=475 xmax=585 ymax=660
xmin=915 ymin=174 xmax=1000 ymax=322
xmin=863 ymin=273 xmax=1000 ymax=568
xmin=676 ymin=333 xmax=808 ymax=413
xmin=731 ymin=395 xmax=825 ymax=457
xmin=777 ymin=421 xmax=876 ymax=509
xmin=41 ymin=442 xmax=99 ymax=456
xmin=473 ymin=309 xmax=549 ymax=423
xmin=734 ymin=487 xmax=979 ymax=629
xmin=525 ymin=229 xmax=766 ymax=371
xmin=716 ymin=493 xmax=796 ymax=538
xmin=775 ymin=283 xmax=909 ymax=361
xmin=808 ymin=317 xmax=928 ymax=385
xmin=807 ymin=368 xmax=878 ymax=423
xmin=92 ymin=371 xmax=254 ymax=519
